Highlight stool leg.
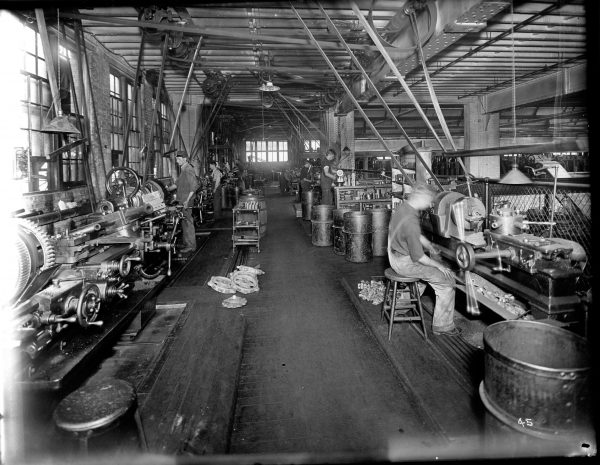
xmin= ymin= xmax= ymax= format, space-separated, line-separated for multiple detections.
xmin=381 ymin=279 xmax=391 ymax=321
xmin=388 ymin=281 xmax=398 ymax=341
xmin=77 ymin=431 xmax=92 ymax=454
xmin=134 ymin=409 xmax=149 ymax=452
xmin=413 ymin=282 xmax=427 ymax=340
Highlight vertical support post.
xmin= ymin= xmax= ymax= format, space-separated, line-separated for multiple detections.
xmin=121 ymin=33 xmax=146 ymax=166
xmin=144 ymin=35 xmax=169 ymax=181
xmin=79 ymin=24 xmax=108 ymax=196
xmin=290 ymin=4 xmax=414 ymax=185
xmin=73 ymin=21 xmax=101 ymax=202
xmin=62 ymin=24 xmax=96 ymax=209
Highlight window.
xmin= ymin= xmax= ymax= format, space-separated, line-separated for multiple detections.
xmin=245 ymin=140 xmax=288 ymax=162
xmin=18 ymin=22 xmax=85 ymax=192
xmin=109 ymin=73 xmax=123 ymax=165
xmin=304 ymin=139 xmax=320 ymax=152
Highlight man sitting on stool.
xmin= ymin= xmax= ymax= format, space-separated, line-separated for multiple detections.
xmin=387 ymin=182 xmax=460 ymax=336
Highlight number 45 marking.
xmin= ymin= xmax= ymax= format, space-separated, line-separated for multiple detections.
xmin=518 ymin=418 xmax=533 ymax=427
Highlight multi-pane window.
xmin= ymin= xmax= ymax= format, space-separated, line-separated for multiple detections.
xmin=304 ymin=139 xmax=320 ymax=152
xmin=18 ymin=22 xmax=84 ymax=192
xmin=109 ymin=73 xmax=123 ymax=161
xmin=245 ymin=140 xmax=288 ymax=163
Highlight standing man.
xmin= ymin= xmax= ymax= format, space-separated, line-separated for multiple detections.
xmin=298 ymin=159 xmax=313 ymax=200
xmin=320 ymin=149 xmax=337 ymax=206
xmin=387 ymin=183 xmax=460 ymax=336
xmin=340 ymin=146 xmax=353 ymax=168
xmin=175 ymin=152 xmax=199 ymax=253
xmin=210 ymin=161 xmax=223 ymax=219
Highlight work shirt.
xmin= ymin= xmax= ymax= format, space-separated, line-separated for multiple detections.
xmin=212 ymin=168 xmax=222 ymax=191
xmin=177 ymin=162 xmax=199 ymax=203
xmin=320 ymin=161 xmax=335 ymax=189
xmin=388 ymin=202 xmax=424 ymax=262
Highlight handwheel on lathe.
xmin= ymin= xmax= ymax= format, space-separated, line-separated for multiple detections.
xmin=106 ymin=167 xmax=141 ymax=200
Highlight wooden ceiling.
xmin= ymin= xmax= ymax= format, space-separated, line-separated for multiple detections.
xmin=24 ymin=1 xmax=591 ymax=141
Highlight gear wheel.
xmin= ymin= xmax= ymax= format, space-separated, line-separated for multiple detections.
xmin=8 ymin=235 xmax=32 ymax=304
xmin=16 ymin=218 xmax=56 ymax=271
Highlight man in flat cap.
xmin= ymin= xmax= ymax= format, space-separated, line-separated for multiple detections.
xmin=175 ymin=152 xmax=199 ymax=253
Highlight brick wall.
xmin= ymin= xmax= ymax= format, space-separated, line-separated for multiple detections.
xmin=22 ymin=186 xmax=89 ymax=213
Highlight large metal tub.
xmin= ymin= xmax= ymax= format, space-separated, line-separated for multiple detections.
xmin=480 ymin=320 xmax=592 ymax=439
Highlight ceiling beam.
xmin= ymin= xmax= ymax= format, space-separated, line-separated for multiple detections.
xmin=62 ymin=12 xmax=408 ymax=53
xmin=483 ymin=63 xmax=586 ymax=113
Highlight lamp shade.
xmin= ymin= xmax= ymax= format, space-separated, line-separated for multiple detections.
xmin=41 ymin=112 xmax=81 ymax=135
xmin=259 ymin=81 xmax=280 ymax=92
xmin=498 ymin=164 xmax=531 ymax=184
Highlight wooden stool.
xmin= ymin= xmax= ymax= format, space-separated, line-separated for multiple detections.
xmin=53 ymin=378 xmax=148 ymax=454
xmin=381 ymin=268 xmax=427 ymax=341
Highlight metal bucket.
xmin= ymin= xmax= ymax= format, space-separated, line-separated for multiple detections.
xmin=302 ymin=190 xmax=319 ymax=221
xmin=343 ymin=211 xmax=373 ymax=263
xmin=311 ymin=205 xmax=334 ymax=246
xmin=371 ymin=208 xmax=391 ymax=257
xmin=480 ymin=320 xmax=592 ymax=439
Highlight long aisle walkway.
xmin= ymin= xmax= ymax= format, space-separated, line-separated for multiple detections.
xmin=229 ymin=189 xmax=441 ymax=455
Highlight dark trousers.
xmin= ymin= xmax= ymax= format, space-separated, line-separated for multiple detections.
xmin=181 ymin=208 xmax=196 ymax=250
xmin=213 ymin=188 xmax=222 ymax=219
xmin=320 ymin=184 xmax=333 ymax=205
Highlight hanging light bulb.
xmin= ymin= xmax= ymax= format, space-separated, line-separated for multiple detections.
xmin=42 ymin=9 xmax=81 ymax=135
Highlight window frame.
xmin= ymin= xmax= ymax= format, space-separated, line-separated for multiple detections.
xmin=245 ymin=139 xmax=288 ymax=162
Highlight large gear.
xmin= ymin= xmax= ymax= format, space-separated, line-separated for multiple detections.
xmin=9 ymin=234 xmax=32 ymax=304
xmin=16 ymin=218 xmax=56 ymax=271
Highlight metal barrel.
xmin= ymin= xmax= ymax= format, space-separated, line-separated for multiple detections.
xmin=302 ymin=190 xmax=319 ymax=221
xmin=332 ymin=225 xmax=346 ymax=255
xmin=481 ymin=321 xmax=592 ymax=439
xmin=371 ymin=208 xmax=391 ymax=257
xmin=343 ymin=211 xmax=373 ymax=263
xmin=333 ymin=208 xmax=353 ymax=227
xmin=311 ymin=205 xmax=334 ymax=222
xmin=311 ymin=205 xmax=334 ymax=246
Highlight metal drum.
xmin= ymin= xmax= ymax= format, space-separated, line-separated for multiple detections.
xmin=343 ymin=211 xmax=373 ymax=263
xmin=302 ymin=190 xmax=319 ymax=221
xmin=480 ymin=320 xmax=592 ymax=439
xmin=371 ymin=208 xmax=391 ymax=257
xmin=333 ymin=208 xmax=353 ymax=255
xmin=311 ymin=205 xmax=334 ymax=247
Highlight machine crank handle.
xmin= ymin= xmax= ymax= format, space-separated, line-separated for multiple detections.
xmin=455 ymin=242 xmax=513 ymax=271
xmin=40 ymin=314 xmax=77 ymax=325
xmin=86 ymin=320 xmax=104 ymax=327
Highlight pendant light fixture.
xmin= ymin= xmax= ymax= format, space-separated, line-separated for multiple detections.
xmin=256 ymin=8 xmax=279 ymax=92
xmin=42 ymin=9 xmax=81 ymax=135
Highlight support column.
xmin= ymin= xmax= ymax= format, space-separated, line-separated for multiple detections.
xmin=464 ymin=98 xmax=500 ymax=178
xmin=320 ymin=108 xmax=337 ymax=154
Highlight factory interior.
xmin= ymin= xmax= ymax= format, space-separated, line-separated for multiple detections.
xmin=1 ymin=0 xmax=597 ymax=463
